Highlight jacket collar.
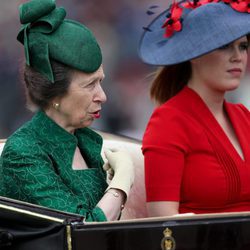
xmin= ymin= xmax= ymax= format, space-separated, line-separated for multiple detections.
xmin=30 ymin=111 xmax=103 ymax=168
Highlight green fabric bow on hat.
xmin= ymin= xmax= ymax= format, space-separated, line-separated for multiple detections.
xmin=17 ymin=0 xmax=102 ymax=83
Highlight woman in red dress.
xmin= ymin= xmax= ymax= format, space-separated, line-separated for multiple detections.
xmin=139 ymin=0 xmax=250 ymax=216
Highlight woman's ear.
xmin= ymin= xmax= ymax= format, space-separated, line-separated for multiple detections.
xmin=46 ymin=96 xmax=62 ymax=112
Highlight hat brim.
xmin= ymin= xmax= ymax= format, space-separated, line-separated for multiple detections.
xmin=139 ymin=2 xmax=250 ymax=66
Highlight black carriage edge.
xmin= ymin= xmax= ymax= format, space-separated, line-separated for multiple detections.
xmin=1 ymin=133 xmax=250 ymax=250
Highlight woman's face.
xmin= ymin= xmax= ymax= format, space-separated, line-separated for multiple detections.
xmin=52 ymin=65 xmax=106 ymax=132
xmin=189 ymin=36 xmax=249 ymax=93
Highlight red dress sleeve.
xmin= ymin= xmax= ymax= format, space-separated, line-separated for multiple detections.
xmin=142 ymin=105 xmax=190 ymax=202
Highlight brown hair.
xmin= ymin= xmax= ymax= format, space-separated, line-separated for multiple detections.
xmin=23 ymin=60 xmax=73 ymax=111
xmin=150 ymin=61 xmax=191 ymax=105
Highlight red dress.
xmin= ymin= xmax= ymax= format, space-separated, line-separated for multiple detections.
xmin=142 ymin=86 xmax=250 ymax=214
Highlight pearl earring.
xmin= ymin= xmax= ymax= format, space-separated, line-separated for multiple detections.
xmin=53 ymin=103 xmax=60 ymax=110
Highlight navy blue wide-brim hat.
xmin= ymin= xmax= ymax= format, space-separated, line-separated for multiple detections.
xmin=139 ymin=0 xmax=250 ymax=66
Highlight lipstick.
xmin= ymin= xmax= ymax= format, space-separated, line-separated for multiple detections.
xmin=93 ymin=112 xmax=100 ymax=119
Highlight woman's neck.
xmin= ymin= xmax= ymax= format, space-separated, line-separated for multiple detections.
xmin=187 ymin=82 xmax=225 ymax=117
xmin=44 ymin=108 xmax=75 ymax=134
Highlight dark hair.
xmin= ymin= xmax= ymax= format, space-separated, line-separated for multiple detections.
xmin=150 ymin=61 xmax=191 ymax=105
xmin=151 ymin=35 xmax=250 ymax=105
xmin=23 ymin=60 xmax=73 ymax=111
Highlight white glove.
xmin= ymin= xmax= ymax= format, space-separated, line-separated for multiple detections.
xmin=104 ymin=149 xmax=134 ymax=198
xmin=103 ymin=159 xmax=114 ymax=180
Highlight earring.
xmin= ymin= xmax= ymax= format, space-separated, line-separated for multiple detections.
xmin=53 ymin=103 xmax=60 ymax=110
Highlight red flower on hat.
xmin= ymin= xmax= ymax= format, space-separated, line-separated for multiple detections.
xmin=162 ymin=2 xmax=183 ymax=37
xmin=230 ymin=0 xmax=250 ymax=13
xmin=160 ymin=0 xmax=249 ymax=39
xmin=183 ymin=0 xmax=202 ymax=9
xmin=184 ymin=0 xmax=221 ymax=8
xmin=199 ymin=0 xmax=220 ymax=4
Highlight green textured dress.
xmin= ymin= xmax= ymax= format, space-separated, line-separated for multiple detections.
xmin=0 ymin=111 xmax=108 ymax=221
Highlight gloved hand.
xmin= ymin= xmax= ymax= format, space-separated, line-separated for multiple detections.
xmin=104 ymin=149 xmax=134 ymax=198
xmin=103 ymin=158 xmax=114 ymax=181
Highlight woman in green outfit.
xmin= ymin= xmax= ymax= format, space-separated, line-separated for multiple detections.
xmin=0 ymin=0 xmax=134 ymax=222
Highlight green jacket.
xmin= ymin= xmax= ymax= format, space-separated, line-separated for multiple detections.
xmin=0 ymin=111 xmax=108 ymax=221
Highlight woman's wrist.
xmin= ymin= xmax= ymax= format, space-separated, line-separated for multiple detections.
xmin=105 ymin=188 xmax=126 ymax=210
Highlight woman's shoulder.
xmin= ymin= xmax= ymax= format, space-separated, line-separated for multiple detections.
xmin=3 ymin=121 xmax=40 ymax=156
xmin=226 ymin=102 xmax=250 ymax=117
xmin=150 ymin=96 xmax=194 ymax=126
xmin=151 ymin=87 xmax=196 ymax=119
xmin=235 ymin=103 xmax=250 ymax=114
xmin=143 ymin=101 xmax=192 ymax=147
xmin=143 ymin=90 xmax=205 ymax=149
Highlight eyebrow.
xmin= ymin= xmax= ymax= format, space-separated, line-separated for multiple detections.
xmin=88 ymin=75 xmax=105 ymax=83
xmin=79 ymin=74 xmax=105 ymax=86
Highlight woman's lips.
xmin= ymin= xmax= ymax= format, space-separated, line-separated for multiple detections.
xmin=94 ymin=112 xmax=100 ymax=119
xmin=227 ymin=68 xmax=242 ymax=77
xmin=90 ymin=110 xmax=101 ymax=119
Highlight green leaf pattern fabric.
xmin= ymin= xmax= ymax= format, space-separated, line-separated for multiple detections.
xmin=0 ymin=111 xmax=108 ymax=221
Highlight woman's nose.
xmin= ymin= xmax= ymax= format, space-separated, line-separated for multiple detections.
xmin=94 ymin=85 xmax=107 ymax=103
xmin=230 ymin=47 xmax=242 ymax=62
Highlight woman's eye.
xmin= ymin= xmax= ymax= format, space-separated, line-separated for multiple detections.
xmin=85 ymin=82 xmax=96 ymax=89
xmin=218 ymin=42 xmax=249 ymax=52
xmin=239 ymin=43 xmax=249 ymax=51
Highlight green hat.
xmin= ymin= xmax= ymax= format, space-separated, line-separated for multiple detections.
xmin=17 ymin=0 xmax=102 ymax=83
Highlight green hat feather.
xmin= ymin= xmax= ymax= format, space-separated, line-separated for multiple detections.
xmin=17 ymin=0 xmax=102 ymax=83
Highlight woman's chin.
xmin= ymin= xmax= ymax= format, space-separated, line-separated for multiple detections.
xmin=78 ymin=118 xmax=94 ymax=128
xmin=223 ymin=80 xmax=241 ymax=91
xmin=228 ymin=83 xmax=240 ymax=91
